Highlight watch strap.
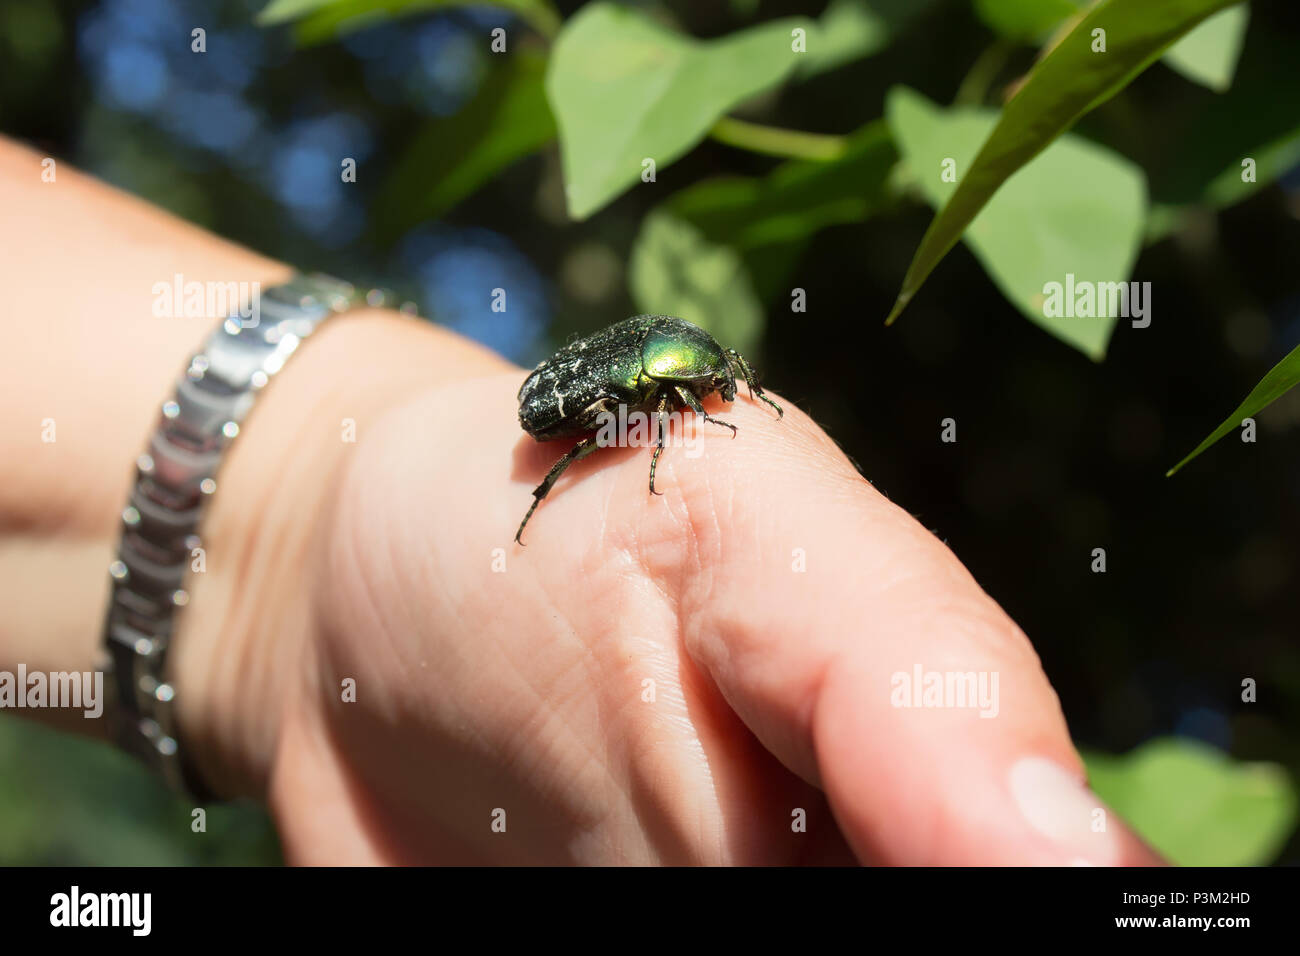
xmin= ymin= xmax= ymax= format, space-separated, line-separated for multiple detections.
xmin=100 ymin=273 xmax=373 ymax=800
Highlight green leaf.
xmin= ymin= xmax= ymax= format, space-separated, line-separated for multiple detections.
xmin=885 ymin=0 xmax=1246 ymax=326
xmin=375 ymin=51 xmax=554 ymax=233
xmin=799 ymin=0 xmax=936 ymax=78
xmin=257 ymin=0 xmax=561 ymax=45
xmin=546 ymin=3 xmax=809 ymax=221
xmin=629 ymin=209 xmax=765 ymax=356
xmin=1083 ymin=738 xmax=1298 ymax=866
xmin=1163 ymin=4 xmax=1249 ymax=92
xmin=974 ymin=0 xmax=1247 ymax=91
xmin=800 ymin=0 xmax=888 ymax=77
xmin=1202 ymin=134 xmax=1300 ymax=208
xmin=973 ymin=0 xmax=1083 ymax=41
xmin=670 ymin=120 xmax=896 ymax=250
xmin=1166 ymin=338 xmax=1300 ymax=476
xmin=664 ymin=120 xmax=897 ymax=301
xmin=1152 ymin=23 xmax=1300 ymax=213
xmin=256 ymin=0 xmax=337 ymax=22
xmin=887 ymin=87 xmax=1145 ymax=359
xmin=1147 ymin=122 xmax=1300 ymax=242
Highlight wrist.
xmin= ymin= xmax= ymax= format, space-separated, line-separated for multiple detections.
xmin=169 ymin=308 xmax=511 ymax=798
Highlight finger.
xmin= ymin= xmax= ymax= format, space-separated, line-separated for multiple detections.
xmin=623 ymin=394 xmax=1163 ymax=866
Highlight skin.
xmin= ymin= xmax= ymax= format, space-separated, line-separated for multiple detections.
xmin=0 ymin=138 xmax=1162 ymax=865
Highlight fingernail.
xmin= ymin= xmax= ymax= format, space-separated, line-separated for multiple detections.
xmin=1008 ymin=755 xmax=1120 ymax=865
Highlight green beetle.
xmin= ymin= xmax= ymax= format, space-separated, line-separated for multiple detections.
xmin=515 ymin=314 xmax=782 ymax=543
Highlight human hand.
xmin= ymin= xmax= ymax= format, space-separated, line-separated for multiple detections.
xmin=0 ymin=138 xmax=1160 ymax=865
xmin=265 ymin=339 xmax=1163 ymax=866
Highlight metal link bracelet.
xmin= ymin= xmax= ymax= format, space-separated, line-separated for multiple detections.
xmin=99 ymin=273 xmax=400 ymax=800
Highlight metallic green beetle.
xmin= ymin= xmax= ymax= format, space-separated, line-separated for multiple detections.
xmin=515 ymin=314 xmax=783 ymax=543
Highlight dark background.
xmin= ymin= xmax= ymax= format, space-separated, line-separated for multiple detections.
xmin=1 ymin=0 xmax=1297 ymax=864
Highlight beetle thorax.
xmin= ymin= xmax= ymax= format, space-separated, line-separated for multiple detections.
xmin=640 ymin=324 xmax=729 ymax=392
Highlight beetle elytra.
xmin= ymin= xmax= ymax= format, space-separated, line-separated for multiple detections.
xmin=515 ymin=314 xmax=782 ymax=543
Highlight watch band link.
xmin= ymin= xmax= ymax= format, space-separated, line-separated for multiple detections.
xmin=100 ymin=273 xmax=378 ymax=800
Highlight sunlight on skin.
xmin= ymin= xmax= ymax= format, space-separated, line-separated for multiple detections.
xmin=277 ymin=368 xmax=1163 ymax=865
xmin=0 ymin=137 xmax=1162 ymax=865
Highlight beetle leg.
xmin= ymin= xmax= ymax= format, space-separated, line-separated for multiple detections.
xmin=674 ymin=385 xmax=737 ymax=438
xmin=649 ymin=392 xmax=669 ymax=496
xmin=727 ymin=349 xmax=784 ymax=418
xmin=515 ymin=435 xmax=601 ymax=544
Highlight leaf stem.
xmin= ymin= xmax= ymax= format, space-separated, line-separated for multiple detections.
xmin=953 ymin=38 xmax=1015 ymax=106
xmin=708 ymin=117 xmax=849 ymax=162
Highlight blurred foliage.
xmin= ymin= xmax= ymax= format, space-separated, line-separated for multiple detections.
xmin=546 ymin=3 xmax=810 ymax=219
xmin=3 ymin=0 xmax=1299 ymax=864
xmin=1084 ymin=738 xmax=1297 ymax=866
xmin=1138 ymin=17 xmax=1297 ymax=210
xmin=884 ymin=0 xmax=1245 ymax=331
xmin=0 ymin=720 xmax=280 ymax=865
xmin=887 ymin=85 xmax=1146 ymax=359
xmin=650 ymin=118 xmax=896 ymax=324
xmin=1162 ymin=4 xmax=1249 ymax=91
xmin=375 ymin=48 xmax=554 ymax=232
xmin=975 ymin=0 xmax=1082 ymax=41
xmin=264 ymin=0 xmax=1299 ymax=469
xmin=259 ymin=0 xmax=563 ymax=42
xmin=630 ymin=208 xmax=766 ymax=352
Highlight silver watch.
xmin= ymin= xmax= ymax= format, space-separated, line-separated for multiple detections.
xmin=100 ymin=273 xmax=389 ymax=800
